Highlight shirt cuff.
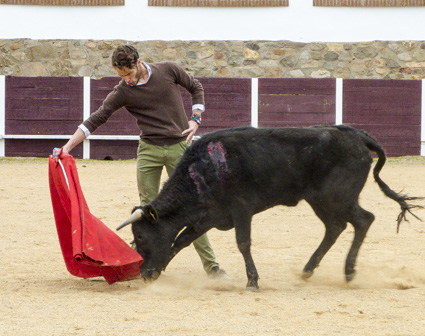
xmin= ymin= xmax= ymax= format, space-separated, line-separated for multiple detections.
xmin=192 ymin=104 xmax=205 ymax=112
xmin=78 ymin=124 xmax=91 ymax=138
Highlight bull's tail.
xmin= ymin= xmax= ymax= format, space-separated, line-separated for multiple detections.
xmin=358 ymin=130 xmax=424 ymax=232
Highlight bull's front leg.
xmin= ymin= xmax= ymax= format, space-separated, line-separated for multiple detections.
xmin=168 ymin=226 xmax=207 ymax=266
xmin=233 ymin=213 xmax=259 ymax=291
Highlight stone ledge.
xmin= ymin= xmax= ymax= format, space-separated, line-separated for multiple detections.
xmin=1 ymin=39 xmax=425 ymax=80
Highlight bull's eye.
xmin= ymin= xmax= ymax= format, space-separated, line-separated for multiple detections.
xmin=137 ymin=234 xmax=143 ymax=240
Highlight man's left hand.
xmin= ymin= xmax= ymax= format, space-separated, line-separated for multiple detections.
xmin=182 ymin=120 xmax=199 ymax=144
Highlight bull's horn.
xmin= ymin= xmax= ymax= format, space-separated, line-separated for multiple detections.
xmin=116 ymin=208 xmax=143 ymax=230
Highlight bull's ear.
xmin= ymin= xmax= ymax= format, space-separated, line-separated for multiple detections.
xmin=143 ymin=204 xmax=158 ymax=223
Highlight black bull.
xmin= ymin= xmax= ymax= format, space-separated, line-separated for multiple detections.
xmin=117 ymin=125 xmax=423 ymax=290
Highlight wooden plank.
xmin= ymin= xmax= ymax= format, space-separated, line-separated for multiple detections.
xmin=200 ymin=109 xmax=250 ymax=121
xmin=259 ymin=95 xmax=335 ymax=114
xmin=6 ymin=89 xmax=82 ymax=99
xmin=197 ymin=123 xmax=250 ymax=136
xmin=89 ymin=140 xmax=139 ymax=160
xmin=89 ymin=109 xmax=139 ymax=136
xmin=343 ymin=92 xmax=419 ymax=109
xmin=259 ymin=111 xmax=334 ymax=122
xmin=344 ymin=79 xmax=421 ymax=90
xmin=259 ymin=78 xmax=336 ymax=95
xmin=181 ymin=77 xmax=251 ymax=133
xmin=347 ymin=124 xmax=421 ymax=138
xmin=198 ymin=78 xmax=251 ymax=94
xmin=345 ymin=122 xmax=421 ymax=156
xmin=259 ymin=120 xmax=325 ymax=128
xmin=343 ymin=79 xmax=421 ymax=156
xmin=90 ymin=77 xmax=121 ymax=97
xmin=346 ymin=115 xmax=420 ymax=125
xmin=7 ymin=76 xmax=83 ymax=90
xmin=257 ymin=78 xmax=336 ymax=128
xmin=199 ymin=94 xmax=251 ymax=108
xmin=91 ymin=77 xmax=251 ymax=136
xmin=7 ymin=99 xmax=82 ymax=121
xmin=6 ymin=120 xmax=81 ymax=135
xmin=5 ymin=139 xmax=83 ymax=158
xmin=259 ymin=114 xmax=334 ymax=128
xmin=344 ymin=105 xmax=421 ymax=116
xmin=5 ymin=76 xmax=84 ymax=135
xmin=90 ymin=77 xmax=139 ymax=135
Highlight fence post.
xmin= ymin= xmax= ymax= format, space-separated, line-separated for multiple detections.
xmin=422 ymin=79 xmax=425 ymax=156
xmin=251 ymin=78 xmax=258 ymax=128
xmin=335 ymin=78 xmax=343 ymax=125
xmin=0 ymin=76 xmax=5 ymax=157
xmin=83 ymin=76 xmax=91 ymax=159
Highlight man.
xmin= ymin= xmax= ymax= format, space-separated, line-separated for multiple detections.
xmin=55 ymin=44 xmax=229 ymax=280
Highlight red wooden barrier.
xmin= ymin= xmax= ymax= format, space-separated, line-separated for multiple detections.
xmin=181 ymin=77 xmax=252 ymax=134
xmin=2 ymin=76 xmax=423 ymax=158
xmin=258 ymin=78 xmax=336 ymax=128
xmin=343 ymin=79 xmax=421 ymax=157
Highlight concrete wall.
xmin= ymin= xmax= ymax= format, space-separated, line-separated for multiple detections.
xmin=0 ymin=0 xmax=425 ymax=42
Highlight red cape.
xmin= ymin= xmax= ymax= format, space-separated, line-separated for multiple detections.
xmin=48 ymin=155 xmax=143 ymax=284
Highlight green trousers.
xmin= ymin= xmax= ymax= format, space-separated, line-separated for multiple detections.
xmin=136 ymin=139 xmax=219 ymax=274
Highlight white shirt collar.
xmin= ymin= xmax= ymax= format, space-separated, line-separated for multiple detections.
xmin=136 ymin=62 xmax=152 ymax=86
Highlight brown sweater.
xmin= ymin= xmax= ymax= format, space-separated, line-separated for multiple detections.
xmin=82 ymin=62 xmax=205 ymax=146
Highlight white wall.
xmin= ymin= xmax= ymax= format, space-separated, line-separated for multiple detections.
xmin=0 ymin=0 xmax=424 ymax=42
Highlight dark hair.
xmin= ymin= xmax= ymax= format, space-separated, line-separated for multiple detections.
xmin=112 ymin=45 xmax=139 ymax=69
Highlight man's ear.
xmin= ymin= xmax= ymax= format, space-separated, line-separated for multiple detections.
xmin=143 ymin=204 xmax=158 ymax=222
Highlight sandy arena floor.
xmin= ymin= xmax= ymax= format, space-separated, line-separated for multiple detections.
xmin=1 ymin=156 xmax=425 ymax=336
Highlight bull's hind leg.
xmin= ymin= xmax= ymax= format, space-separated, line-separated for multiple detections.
xmin=301 ymin=223 xmax=347 ymax=280
xmin=302 ymin=203 xmax=347 ymax=280
xmin=345 ymin=205 xmax=374 ymax=282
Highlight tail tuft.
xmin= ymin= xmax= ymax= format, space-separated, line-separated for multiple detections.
xmin=356 ymin=128 xmax=424 ymax=231
xmin=395 ymin=194 xmax=424 ymax=233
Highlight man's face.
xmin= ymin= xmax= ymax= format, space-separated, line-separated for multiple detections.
xmin=115 ymin=60 xmax=142 ymax=86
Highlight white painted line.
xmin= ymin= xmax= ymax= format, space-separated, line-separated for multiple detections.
xmin=421 ymin=79 xmax=425 ymax=156
xmin=86 ymin=135 xmax=140 ymax=140
xmin=2 ymin=134 xmax=140 ymax=140
xmin=83 ymin=77 xmax=91 ymax=121
xmin=335 ymin=78 xmax=343 ymax=125
xmin=0 ymin=75 xmax=5 ymax=157
xmin=251 ymin=78 xmax=259 ymax=128
xmin=83 ymin=77 xmax=91 ymax=159
xmin=3 ymin=135 xmax=72 ymax=139
xmin=83 ymin=139 xmax=90 ymax=160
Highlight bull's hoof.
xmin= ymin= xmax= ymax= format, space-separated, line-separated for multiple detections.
xmin=246 ymin=279 xmax=259 ymax=292
xmin=246 ymin=286 xmax=259 ymax=292
xmin=301 ymin=270 xmax=313 ymax=281
xmin=345 ymin=271 xmax=356 ymax=282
